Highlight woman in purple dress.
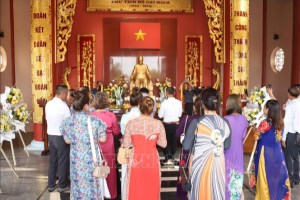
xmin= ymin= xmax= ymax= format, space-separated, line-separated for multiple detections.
xmin=224 ymin=94 xmax=248 ymax=200
xmin=176 ymin=97 xmax=202 ymax=200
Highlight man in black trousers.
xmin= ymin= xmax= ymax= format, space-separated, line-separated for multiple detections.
xmin=158 ymin=87 xmax=182 ymax=165
xmin=282 ymin=85 xmax=300 ymax=188
xmin=45 ymin=84 xmax=71 ymax=192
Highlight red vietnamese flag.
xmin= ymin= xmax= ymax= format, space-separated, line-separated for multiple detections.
xmin=120 ymin=22 xmax=161 ymax=49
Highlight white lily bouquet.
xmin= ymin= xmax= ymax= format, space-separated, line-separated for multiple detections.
xmin=242 ymin=86 xmax=270 ymax=126
xmin=114 ymin=86 xmax=123 ymax=100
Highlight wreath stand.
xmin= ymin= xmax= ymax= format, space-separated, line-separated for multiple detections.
xmin=243 ymin=125 xmax=258 ymax=179
xmin=0 ymin=142 xmax=19 ymax=178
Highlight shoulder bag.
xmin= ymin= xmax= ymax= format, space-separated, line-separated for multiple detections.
xmin=179 ymin=117 xmax=203 ymax=192
xmin=87 ymin=117 xmax=110 ymax=179
xmin=179 ymin=148 xmax=192 ymax=191
xmin=180 ymin=116 xmax=189 ymax=143
xmin=117 ymin=145 xmax=132 ymax=164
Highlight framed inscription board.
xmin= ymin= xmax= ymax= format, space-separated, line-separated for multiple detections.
xmin=87 ymin=0 xmax=193 ymax=12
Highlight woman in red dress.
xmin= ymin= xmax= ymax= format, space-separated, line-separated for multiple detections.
xmin=90 ymin=92 xmax=120 ymax=199
xmin=122 ymin=96 xmax=167 ymax=200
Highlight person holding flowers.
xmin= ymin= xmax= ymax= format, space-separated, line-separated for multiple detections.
xmin=251 ymin=100 xmax=290 ymax=200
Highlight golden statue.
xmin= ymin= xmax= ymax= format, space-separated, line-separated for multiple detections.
xmin=130 ymin=56 xmax=153 ymax=95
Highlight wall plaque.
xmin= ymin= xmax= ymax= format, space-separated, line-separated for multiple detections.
xmin=87 ymin=0 xmax=193 ymax=12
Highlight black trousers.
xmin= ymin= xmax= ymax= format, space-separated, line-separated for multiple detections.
xmin=48 ymin=135 xmax=70 ymax=188
xmin=163 ymin=123 xmax=178 ymax=160
xmin=185 ymin=103 xmax=193 ymax=115
xmin=285 ymin=133 xmax=300 ymax=184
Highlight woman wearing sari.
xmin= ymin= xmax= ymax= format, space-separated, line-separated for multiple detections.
xmin=183 ymin=87 xmax=231 ymax=200
xmin=251 ymin=100 xmax=291 ymax=200
xmin=176 ymin=97 xmax=202 ymax=200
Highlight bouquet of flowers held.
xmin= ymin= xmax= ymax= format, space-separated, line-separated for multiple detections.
xmin=243 ymin=86 xmax=271 ymax=188
xmin=242 ymin=87 xmax=269 ymax=126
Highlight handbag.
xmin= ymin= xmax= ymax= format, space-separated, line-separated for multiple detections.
xmin=87 ymin=117 xmax=111 ymax=179
xmin=179 ymin=148 xmax=191 ymax=192
xmin=117 ymin=145 xmax=131 ymax=164
xmin=179 ymin=117 xmax=203 ymax=192
xmin=180 ymin=116 xmax=189 ymax=144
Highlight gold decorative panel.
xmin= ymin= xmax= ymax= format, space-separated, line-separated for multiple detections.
xmin=31 ymin=0 xmax=53 ymax=123
xmin=56 ymin=0 xmax=77 ymax=63
xmin=185 ymin=35 xmax=203 ymax=87
xmin=230 ymin=0 xmax=249 ymax=94
xmin=203 ymin=0 xmax=225 ymax=63
xmin=77 ymin=35 xmax=95 ymax=89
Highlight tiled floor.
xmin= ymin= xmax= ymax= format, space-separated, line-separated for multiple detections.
xmin=1 ymin=133 xmax=300 ymax=200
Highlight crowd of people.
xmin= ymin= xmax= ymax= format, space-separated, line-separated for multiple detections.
xmin=45 ymin=82 xmax=300 ymax=200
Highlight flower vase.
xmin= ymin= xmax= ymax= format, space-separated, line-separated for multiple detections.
xmin=159 ymin=89 xmax=166 ymax=103
xmin=116 ymin=98 xmax=124 ymax=108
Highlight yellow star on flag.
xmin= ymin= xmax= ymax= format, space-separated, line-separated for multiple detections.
xmin=134 ymin=29 xmax=146 ymax=41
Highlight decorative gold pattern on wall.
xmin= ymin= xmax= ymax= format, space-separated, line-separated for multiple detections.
xmin=87 ymin=0 xmax=193 ymax=12
xmin=56 ymin=0 xmax=77 ymax=63
xmin=63 ymin=67 xmax=72 ymax=89
xmin=77 ymin=35 xmax=95 ymax=89
xmin=212 ymin=68 xmax=221 ymax=90
xmin=31 ymin=0 xmax=53 ymax=123
xmin=185 ymin=35 xmax=203 ymax=87
xmin=230 ymin=0 xmax=249 ymax=94
xmin=203 ymin=0 xmax=225 ymax=63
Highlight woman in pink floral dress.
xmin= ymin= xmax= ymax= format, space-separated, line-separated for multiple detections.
xmin=91 ymin=92 xmax=120 ymax=199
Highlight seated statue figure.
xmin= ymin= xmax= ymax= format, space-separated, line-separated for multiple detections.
xmin=130 ymin=56 xmax=153 ymax=95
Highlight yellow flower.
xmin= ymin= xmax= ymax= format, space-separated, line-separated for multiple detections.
xmin=257 ymin=99 xmax=262 ymax=104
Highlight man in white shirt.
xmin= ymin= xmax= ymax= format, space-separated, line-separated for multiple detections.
xmin=282 ymin=85 xmax=300 ymax=187
xmin=45 ymin=84 xmax=71 ymax=192
xmin=158 ymin=87 xmax=182 ymax=165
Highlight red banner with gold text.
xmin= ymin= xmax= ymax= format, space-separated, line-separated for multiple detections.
xmin=77 ymin=35 xmax=95 ymax=89
xmin=185 ymin=35 xmax=203 ymax=87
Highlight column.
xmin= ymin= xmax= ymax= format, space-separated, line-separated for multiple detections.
xmin=292 ymin=0 xmax=300 ymax=84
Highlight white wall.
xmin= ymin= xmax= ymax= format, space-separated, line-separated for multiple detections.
xmin=265 ymin=0 xmax=293 ymax=106
xmin=14 ymin=0 xmax=33 ymax=131
xmin=0 ymin=0 xmax=33 ymax=131
xmin=0 ymin=0 xmax=13 ymax=90
xmin=249 ymin=0 xmax=263 ymax=90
